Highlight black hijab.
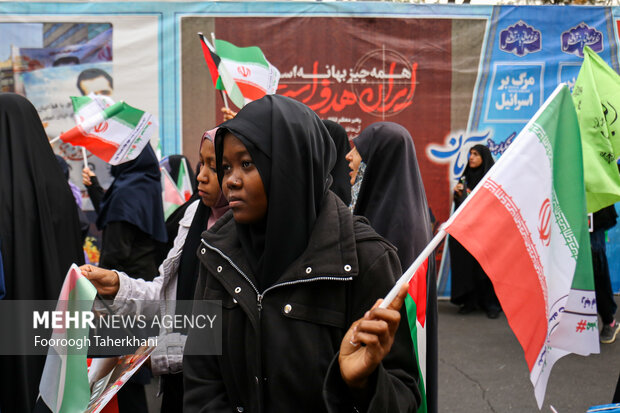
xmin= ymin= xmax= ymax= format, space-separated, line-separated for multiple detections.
xmin=0 ymin=93 xmax=85 ymax=412
xmin=353 ymin=122 xmax=432 ymax=269
xmin=215 ymin=95 xmax=336 ymax=289
xmin=96 ymin=145 xmax=167 ymax=243
xmin=461 ymin=144 xmax=494 ymax=190
xmin=322 ymin=119 xmax=352 ymax=205
xmin=0 ymin=93 xmax=85 ymax=299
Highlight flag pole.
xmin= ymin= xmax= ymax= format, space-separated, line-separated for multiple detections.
xmin=49 ymin=136 xmax=60 ymax=144
xmin=220 ymin=90 xmax=230 ymax=110
xmin=379 ymin=228 xmax=447 ymax=309
xmin=211 ymin=31 xmax=230 ymax=110
xmin=81 ymin=147 xmax=88 ymax=169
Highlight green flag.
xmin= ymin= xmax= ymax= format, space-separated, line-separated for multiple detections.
xmin=572 ymin=46 xmax=620 ymax=213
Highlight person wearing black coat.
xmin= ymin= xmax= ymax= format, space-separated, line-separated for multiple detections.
xmin=449 ymin=144 xmax=501 ymax=318
xmin=0 ymin=93 xmax=85 ymax=412
xmin=183 ymin=95 xmax=420 ymax=412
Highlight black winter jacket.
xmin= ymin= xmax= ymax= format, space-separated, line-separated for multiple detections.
xmin=183 ymin=192 xmax=420 ymax=412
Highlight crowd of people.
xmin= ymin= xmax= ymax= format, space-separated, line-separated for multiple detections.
xmin=0 ymin=91 xmax=618 ymax=412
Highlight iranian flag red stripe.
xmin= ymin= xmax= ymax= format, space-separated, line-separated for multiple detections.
xmin=59 ymin=128 xmax=119 ymax=163
xmin=446 ymin=179 xmax=547 ymax=369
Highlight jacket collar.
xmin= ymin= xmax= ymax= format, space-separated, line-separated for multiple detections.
xmin=201 ymin=192 xmax=359 ymax=288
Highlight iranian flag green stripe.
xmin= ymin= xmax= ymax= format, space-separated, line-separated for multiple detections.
xmin=39 ymin=264 xmax=97 ymax=413
xmin=444 ymin=85 xmax=599 ymax=408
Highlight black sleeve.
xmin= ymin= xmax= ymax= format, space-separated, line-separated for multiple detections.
xmin=323 ymin=248 xmax=421 ymax=413
xmin=86 ymin=175 xmax=105 ymax=214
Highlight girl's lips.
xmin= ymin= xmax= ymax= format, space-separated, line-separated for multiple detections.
xmin=228 ymin=198 xmax=243 ymax=208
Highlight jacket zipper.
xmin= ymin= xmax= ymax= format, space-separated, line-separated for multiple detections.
xmin=202 ymin=239 xmax=353 ymax=413
xmin=201 ymin=239 xmax=353 ymax=313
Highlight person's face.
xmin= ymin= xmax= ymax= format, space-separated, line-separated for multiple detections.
xmin=221 ymin=133 xmax=268 ymax=224
xmin=345 ymin=146 xmax=362 ymax=185
xmin=468 ymin=149 xmax=483 ymax=169
xmin=197 ymin=139 xmax=221 ymax=207
xmin=79 ymin=76 xmax=113 ymax=96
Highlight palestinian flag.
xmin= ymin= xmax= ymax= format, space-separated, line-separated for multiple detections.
xmin=60 ymin=95 xmax=157 ymax=165
xmin=404 ymin=257 xmax=431 ymax=413
xmin=444 ymin=84 xmax=599 ymax=408
xmin=176 ymin=157 xmax=194 ymax=201
xmin=198 ymin=33 xmax=245 ymax=109
xmin=39 ymin=264 xmax=97 ymax=413
xmin=161 ymin=167 xmax=185 ymax=220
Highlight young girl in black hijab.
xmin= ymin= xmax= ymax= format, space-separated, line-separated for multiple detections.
xmin=449 ymin=144 xmax=501 ymax=318
xmin=184 ymin=95 xmax=420 ymax=412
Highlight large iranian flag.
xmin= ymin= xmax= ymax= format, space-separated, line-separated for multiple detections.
xmin=59 ymin=95 xmax=157 ymax=165
xmin=444 ymin=84 xmax=599 ymax=408
xmin=39 ymin=264 xmax=97 ymax=413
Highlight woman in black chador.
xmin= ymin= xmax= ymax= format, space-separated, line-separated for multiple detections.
xmin=0 ymin=93 xmax=85 ymax=412
xmin=449 ymin=144 xmax=501 ymax=318
xmin=184 ymin=95 xmax=420 ymax=412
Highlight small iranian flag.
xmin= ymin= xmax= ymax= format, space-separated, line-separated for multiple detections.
xmin=198 ymin=33 xmax=280 ymax=108
xmin=39 ymin=264 xmax=97 ymax=413
xmin=161 ymin=167 xmax=185 ymax=220
xmin=444 ymin=84 xmax=599 ymax=408
xmin=60 ymin=95 xmax=157 ymax=165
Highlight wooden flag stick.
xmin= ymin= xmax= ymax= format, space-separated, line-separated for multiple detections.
xmin=49 ymin=136 xmax=61 ymax=144
xmin=379 ymin=228 xmax=447 ymax=309
xmin=81 ymin=147 xmax=88 ymax=170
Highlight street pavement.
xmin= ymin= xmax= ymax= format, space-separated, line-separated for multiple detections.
xmin=438 ymin=296 xmax=620 ymax=412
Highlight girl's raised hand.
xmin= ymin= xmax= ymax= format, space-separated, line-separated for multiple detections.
xmin=338 ymin=282 xmax=408 ymax=389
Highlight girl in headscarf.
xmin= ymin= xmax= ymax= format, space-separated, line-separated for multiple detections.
xmin=449 ymin=144 xmax=501 ymax=318
xmin=322 ymin=119 xmax=352 ymax=205
xmin=81 ymin=128 xmax=229 ymax=411
xmin=347 ymin=122 xmax=433 ymax=270
xmin=345 ymin=122 xmax=437 ymax=410
xmin=184 ymin=95 xmax=420 ymax=412
xmin=0 ymin=93 xmax=85 ymax=412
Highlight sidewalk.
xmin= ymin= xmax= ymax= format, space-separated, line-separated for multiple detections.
xmin=438 ymin=296 xmax=620 ymax=412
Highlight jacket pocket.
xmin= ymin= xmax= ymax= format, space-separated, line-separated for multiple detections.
xmin=281 ymin=302 xmax=346 ymax=329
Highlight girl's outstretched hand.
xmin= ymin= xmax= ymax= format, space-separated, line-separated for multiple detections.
xmin=80 ymin=264 xmax=120 ymax=298
xmin=338 ymin=282 xmax=408 ymax=389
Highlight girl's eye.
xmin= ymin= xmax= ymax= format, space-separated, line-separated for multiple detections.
xmin=241 ymin=160 xmax=253 ymax=168
xmin=221 ymin=164 xmax=231 ymax=173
